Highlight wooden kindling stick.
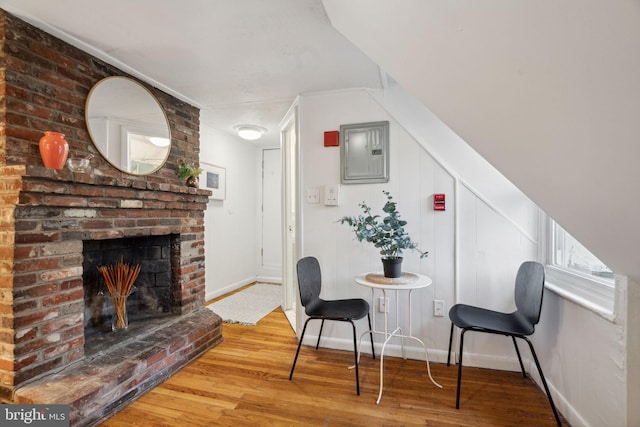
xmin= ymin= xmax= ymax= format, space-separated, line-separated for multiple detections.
xmin=98 ymin=259 xmax=141 ymax=329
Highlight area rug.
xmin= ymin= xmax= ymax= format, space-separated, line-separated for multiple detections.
xmin=207 ymin=283 xmax=281 ymax=326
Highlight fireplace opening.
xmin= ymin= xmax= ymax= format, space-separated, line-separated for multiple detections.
xmin=83 ymin=235 xmax=177 ymax=345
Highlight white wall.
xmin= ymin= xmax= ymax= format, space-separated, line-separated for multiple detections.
xmin=455 ymin=185 xmax=538 ymax=369
xmin=367 ymin=80 xmax=539 ymax=241
xmin=534 ymin=287 xmax=627 ymax=426
xmin=626 ymin=278 xmax=640 ymax=425
xmin=200 ymin=126 xmax=260 ymax=300
xmin=298 ymin=89 xmax=446 ymax=351
xmin=297 ymin=89 xmax=537 ymax=366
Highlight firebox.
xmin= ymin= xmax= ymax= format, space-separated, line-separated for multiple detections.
xmin=83 ymin=235 xmax=177 ymax=343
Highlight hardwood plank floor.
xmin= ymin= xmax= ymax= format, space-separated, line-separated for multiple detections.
xmin=100 ymin=306 xmax=566 ymax=426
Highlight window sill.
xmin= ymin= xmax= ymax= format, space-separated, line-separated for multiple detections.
xmin=544 ymin=265 xmax=616 ymax=322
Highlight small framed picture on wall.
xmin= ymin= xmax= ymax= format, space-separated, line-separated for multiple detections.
xmin=200 ymin=163 xmax=226 ymax=200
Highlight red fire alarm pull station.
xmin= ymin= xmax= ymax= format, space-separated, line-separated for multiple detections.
xmin=434 ymin=194 xmax=445 ymax=211
xmin=324 ymin=130 xmax=339 ymax=147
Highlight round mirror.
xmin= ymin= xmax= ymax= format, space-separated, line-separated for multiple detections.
xmin=85 ymin=76 xmax=171 ymax=175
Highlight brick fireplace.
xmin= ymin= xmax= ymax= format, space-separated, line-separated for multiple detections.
xmin=0 ymin=10 xmax=223 ymax=426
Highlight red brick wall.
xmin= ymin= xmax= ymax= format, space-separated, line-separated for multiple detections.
xmin=0 ymin=10 xmax=209 ymax=399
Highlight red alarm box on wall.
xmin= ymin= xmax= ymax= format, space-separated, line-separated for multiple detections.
xmin=434 ymin=194 xmax=445 ymax=211
xmin=324 ymin=131 xmax=339 ymax=147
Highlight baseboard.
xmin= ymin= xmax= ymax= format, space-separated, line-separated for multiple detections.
xmin=451 ymin=351 xmax=523 ymax=372
xmin=205 ymin=277 xmax=257 ymax=302
xmin=300 ymin=335 xmax=558 ymax=374
xmin=302 ymin=334 xmax=456 ymax=365
xmin=256 ymin=276 xmax=282 ymax=284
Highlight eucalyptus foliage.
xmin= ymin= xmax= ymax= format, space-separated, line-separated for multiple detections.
xmin=340 ymin=191 xmax=428 ymax=260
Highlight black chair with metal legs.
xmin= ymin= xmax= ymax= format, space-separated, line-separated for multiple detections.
xmin=447 ymin=261 xmax=562 ymax=426
xmin=289 ymin=256 xmax=375 ymax=395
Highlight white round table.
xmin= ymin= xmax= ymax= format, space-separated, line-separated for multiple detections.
xmin=354 ymin=272 xmax=442 ymax=404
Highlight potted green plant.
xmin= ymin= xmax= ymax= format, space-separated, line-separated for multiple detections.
xmin=177 ymin=162 xmax=203 ymax=187
xmin=340 ymin=191 xmax=428 ymax=278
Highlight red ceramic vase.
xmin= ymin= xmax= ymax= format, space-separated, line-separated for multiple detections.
xmin=39 ymin=131 xmax=69 ymax=170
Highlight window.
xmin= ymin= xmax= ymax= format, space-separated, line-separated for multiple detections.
xmin=551 ymin=223 xmax=614 ymax=282
xmin=545 ymin=221 xmax=615 ymax=316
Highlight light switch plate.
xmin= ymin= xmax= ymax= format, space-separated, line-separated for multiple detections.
xmin=305 ymin=187 xmax=320 ymax=204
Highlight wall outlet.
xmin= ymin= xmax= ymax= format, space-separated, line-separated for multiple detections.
xmin=324 ymin=184 xmax=341 ymax=206
xmin=378 ymin=297 xmax=389 ymax=313
xmin=433 ymin=300 xmax=445 ymax=317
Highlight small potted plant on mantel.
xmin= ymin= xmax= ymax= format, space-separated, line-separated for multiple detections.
xmin=340 ymin=191 xmax=428 ymax=278
xmin=177 ymin=162 xmax=203 ymax=188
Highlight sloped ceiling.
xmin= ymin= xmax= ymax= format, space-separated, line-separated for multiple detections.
xmin=3 ymin=0 xmax=639 ymax=281
xmin=0 ymin=0 xmax=384 ymax=145
xmin=323 ymin=0 xmax=640 ymax=281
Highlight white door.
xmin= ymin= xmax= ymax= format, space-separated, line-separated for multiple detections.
xmin=261 ymin=148 xmax=282 ymax=277
xmin=281 ymin=110 xmax=298 ymax=330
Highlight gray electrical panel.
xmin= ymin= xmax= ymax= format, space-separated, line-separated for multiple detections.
xmin=340 ymin=121 xmax=389 ymax=184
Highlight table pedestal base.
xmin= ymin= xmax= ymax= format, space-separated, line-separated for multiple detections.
xmin=352 ymin=274 xmax=443 ymax=404
xmin=356 ymin=328 xmax=442 ymax=404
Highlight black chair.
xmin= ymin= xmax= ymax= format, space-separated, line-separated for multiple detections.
xmin=447 ymin=261 xmax=561 ymax=426
xmin=289 ymin=256 xmax=375 ymax=395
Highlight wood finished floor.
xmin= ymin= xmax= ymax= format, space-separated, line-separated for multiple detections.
xmin=100 ymin=301 xmax=565 ymax=426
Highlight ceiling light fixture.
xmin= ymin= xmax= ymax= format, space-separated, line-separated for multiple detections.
xmin=148 ymin=136 xmax=170 ymax=147
xmin=235 ymin=125 xmax=267 ymax=141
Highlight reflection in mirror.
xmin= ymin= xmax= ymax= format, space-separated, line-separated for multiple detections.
xmin=85 ymin=76 xmax=171 ymax=175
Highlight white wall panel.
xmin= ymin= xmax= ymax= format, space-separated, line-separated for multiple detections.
xmin=200 ymin=126 xmax=260 ymax=300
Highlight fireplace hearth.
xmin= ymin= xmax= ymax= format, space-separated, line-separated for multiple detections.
xmin=15 ymin=307 xmax=221 ymax=427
